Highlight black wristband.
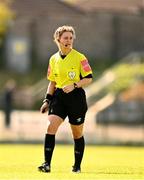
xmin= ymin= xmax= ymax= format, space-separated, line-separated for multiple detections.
xmin=43 ymin=93 xmax=53 ymax=104
xmin=45 ymin=93 xmax=53 ymax=101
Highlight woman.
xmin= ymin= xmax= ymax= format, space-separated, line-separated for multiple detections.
xmin=38 ymin=25 xmax=92 ymax=173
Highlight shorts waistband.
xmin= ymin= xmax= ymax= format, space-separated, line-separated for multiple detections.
xmin=56 ymin=87 xmax=83 ymax=92
xmin=56 ymin=88 xmax=63 ymax=91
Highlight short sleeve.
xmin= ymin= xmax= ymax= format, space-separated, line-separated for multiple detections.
xmin=47 ymin=57 xmax=55 ymax=81
xmin=80 ymin=55 xmax=92 ymax=78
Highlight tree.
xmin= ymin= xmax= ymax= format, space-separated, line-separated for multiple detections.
xmin=0 ymin=1 xmax=14 ymax=67
xmin=0 ymin=1 xmax=14 ymax=43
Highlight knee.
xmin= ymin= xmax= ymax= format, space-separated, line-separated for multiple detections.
xmin=72 ymin=132 xmax=83 ymax=139
xmin=47 ymin=122 xmax=57 ymax=134
xmin=46 ymin=115 xmax=63 ymax=134
xmin=71 ymin=126 xmax=83 ymax=139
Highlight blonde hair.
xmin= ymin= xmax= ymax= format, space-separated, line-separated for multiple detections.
xmin=53 ymin=25 xmax=76 ymax=43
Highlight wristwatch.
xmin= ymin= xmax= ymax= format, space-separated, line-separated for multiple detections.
xmin=74 ymin=83 xmax=78 ymax=88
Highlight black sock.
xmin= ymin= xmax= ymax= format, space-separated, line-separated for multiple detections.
xmin=74 ymin=136 xmax=85 ymax=168
xmin=44 ymin=134 xmax=55 ymax=166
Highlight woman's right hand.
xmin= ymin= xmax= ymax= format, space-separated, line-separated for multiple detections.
xmin=40 ymin=102 xmax=49 ymax=113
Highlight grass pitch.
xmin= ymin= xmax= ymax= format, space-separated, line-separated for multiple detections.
xmin=0 ymin=144 xmax=144 ymax=180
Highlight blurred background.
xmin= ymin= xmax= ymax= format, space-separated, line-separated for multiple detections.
xmin=0 ymin=0 xmax=144 ymax=145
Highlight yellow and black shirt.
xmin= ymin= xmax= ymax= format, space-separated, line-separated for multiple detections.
xmin=47 ymin=49 xmax=92 ymax=88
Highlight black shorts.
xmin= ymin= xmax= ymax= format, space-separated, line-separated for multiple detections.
xmin=48 ymin=88 xmax=88 ymax=125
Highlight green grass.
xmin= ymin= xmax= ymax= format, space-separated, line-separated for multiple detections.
xmin=0 ymin=68 xmax=46 ymax=89
xmin=107 ymin=63 xmax=144 ymax=94
xmin=0 ymin=144 xmax=144 ymax=180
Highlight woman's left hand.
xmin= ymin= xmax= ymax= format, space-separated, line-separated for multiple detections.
xmin=62 ymin=84 xmax=75 ymax=93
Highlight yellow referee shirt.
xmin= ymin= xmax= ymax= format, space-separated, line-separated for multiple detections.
xmin=47 ymin=49 xmax=92 ymax=88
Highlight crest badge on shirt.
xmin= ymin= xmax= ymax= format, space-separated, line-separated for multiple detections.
xmin=68 ymin=71 xmax=76 ymax=79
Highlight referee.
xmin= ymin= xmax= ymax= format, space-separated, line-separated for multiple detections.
xmin=38 ymin=25 xmax=92 ymax=173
